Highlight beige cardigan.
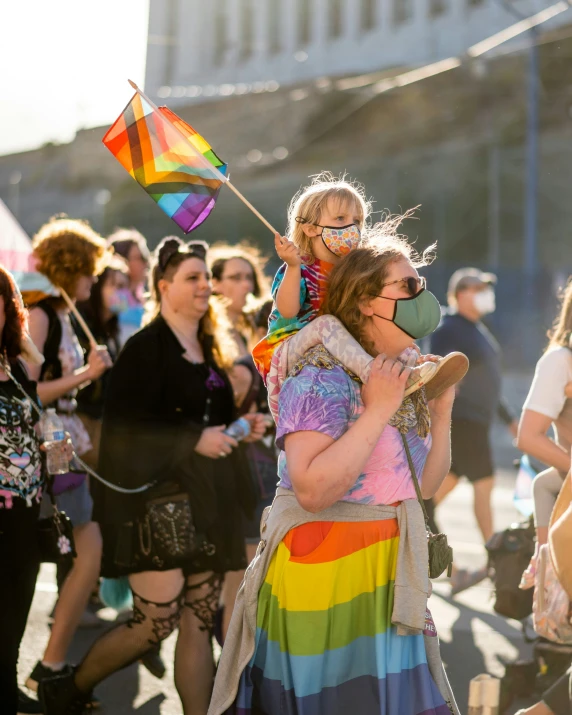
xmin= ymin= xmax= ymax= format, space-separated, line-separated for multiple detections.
xmin=208 ymin=488 xmax=460 ymax=715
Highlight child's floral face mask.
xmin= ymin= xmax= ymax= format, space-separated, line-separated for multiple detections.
xmin=319 ymin=223 xmax=362 ymax=257
xmin=295 ymin=217 xmax=362 ymax=258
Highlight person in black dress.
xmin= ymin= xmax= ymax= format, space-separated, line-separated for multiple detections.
xmin=39 ymin=238 xmax=265 ymax=715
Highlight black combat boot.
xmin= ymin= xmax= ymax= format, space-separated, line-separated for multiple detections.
xmin=38 ymin=669 xmax=90 ymax=715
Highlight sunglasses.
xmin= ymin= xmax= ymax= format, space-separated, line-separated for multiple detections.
xmin=159 ymin=241 xmax=208 ymax=271
xmin=378 ymin=276 xmax=426 ymax=297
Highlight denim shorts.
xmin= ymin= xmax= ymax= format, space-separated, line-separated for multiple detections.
xmin=40 ymin=478 xmax=93 ymax=528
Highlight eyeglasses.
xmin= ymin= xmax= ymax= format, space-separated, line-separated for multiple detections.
xmin=378 ymin=276 xmax=426 ymax=297
xmin=159 ymin=241 xmax=208 ymax=271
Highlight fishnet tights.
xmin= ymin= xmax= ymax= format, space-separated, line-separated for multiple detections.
xmin=74 ymin=588 xmax=184 ymax=693
xmin=175 ymin=573 xmax=223 ymax=715
xmin=73 ymin=573 xmax=223 ymax=715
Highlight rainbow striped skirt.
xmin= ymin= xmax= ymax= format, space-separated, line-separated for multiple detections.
xmin=230 ymin=519 xmax=451 ymax=715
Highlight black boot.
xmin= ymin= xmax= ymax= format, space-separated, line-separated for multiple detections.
xmin=17 ymin=688 xmax=42 ymax=714
xmin=38 ymin=670 xmax=90 ymax=715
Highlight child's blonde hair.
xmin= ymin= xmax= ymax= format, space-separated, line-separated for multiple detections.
xmin=287 ymin=172 xmax=371 ymax=260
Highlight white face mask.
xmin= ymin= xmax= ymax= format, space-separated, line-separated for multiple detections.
xmin=473 ymin=287 xmax=496 ymax=315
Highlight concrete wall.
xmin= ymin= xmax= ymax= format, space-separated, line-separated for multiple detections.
xmin=145 ymin=0 xmax=568 ymax=104
xmin=2 ymin=33 xmax=572 ymax=367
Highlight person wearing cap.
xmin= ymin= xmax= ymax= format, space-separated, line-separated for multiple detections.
xmin=429 ymin=267 xmax=518 ymax=595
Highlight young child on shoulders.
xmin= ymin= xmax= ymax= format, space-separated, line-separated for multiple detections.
xmin=252 ymin=173 xmax=436 ymax=421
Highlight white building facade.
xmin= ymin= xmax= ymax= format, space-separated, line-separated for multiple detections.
xmin=145 ymin=0 xmax=568 ymax=102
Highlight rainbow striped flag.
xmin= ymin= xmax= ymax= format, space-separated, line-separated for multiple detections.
xmin=103 ymin=92 xmax=228 ymax=234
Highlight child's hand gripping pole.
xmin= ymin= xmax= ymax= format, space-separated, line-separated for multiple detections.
xmin=274 ymin=234 xmax=302 ymax=267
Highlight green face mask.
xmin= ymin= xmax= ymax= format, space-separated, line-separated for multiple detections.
xmin=374 ymin=288 xmax=442 ymax=339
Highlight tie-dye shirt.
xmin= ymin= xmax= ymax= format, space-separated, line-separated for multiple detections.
xmin=276 ymin=363 xmax=431 ymax=505
xmin=252 ymin=257 xmax=334 ymax=382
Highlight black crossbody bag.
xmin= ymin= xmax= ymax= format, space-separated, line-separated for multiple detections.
xmin=37 ymin=488 xmax=77 ymax=566
xmin=401 ymin=433 xmax=454 ymax=579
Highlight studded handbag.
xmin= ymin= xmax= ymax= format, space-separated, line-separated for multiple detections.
xmin=116 ymin=481 xmax=214 ymax=571
xmin=139 ymin=490 xmax=199 ymax=568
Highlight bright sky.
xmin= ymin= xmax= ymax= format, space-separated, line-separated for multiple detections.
xmin=0 ymin=1 xmax=149 ymax=156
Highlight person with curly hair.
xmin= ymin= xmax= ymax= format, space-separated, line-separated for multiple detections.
xmin=24 ymin=217 xmax=112 ymax=703
xmin=39 ymin=237 xmax=266 ymax=715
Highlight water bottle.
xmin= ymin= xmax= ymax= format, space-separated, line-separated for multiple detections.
xmin=41 ymin=408 xmax=69 ymax=475
xmin=224 ymin=417 xmax=251 ymax=442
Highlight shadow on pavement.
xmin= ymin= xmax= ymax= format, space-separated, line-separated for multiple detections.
xmin=66 ymin=623 xmax=167 ymax=715
xmin=437 ymin=591 xmax=533 ymax=714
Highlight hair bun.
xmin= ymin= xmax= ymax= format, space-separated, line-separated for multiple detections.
xmin=188 ymin=240 xmax=208 ymax=255
xmin=157 ymin=236 xmax=184 ymax=259
xmin=156 ymin=236 xmax=185 ymax=270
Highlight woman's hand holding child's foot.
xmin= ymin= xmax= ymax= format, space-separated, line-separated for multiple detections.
xmin=398 ymin=348 xmax=440 ymax=398
xmin=403 ymin=361 xmax=438 ymax=398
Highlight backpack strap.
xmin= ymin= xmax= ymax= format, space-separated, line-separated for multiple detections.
xmin=34 ymin=299 xmax=62 ymax=384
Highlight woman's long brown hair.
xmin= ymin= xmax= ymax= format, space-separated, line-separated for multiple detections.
xmin=0 ymin=265 xmax=27 ymax=362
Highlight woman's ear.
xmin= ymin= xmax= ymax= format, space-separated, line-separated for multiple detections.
xmin=157 ymin=278 xmax=168 ymax=300
xmin=358 ymin=297 xmax=375 ymax=317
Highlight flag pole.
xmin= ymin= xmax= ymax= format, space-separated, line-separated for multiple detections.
xmin=223 ymin=182 xmax=278 ymax=234
xmin=127 ymin=80 xmax=280 ymax=237
xmin=59 ymin=287 xmax=98 ymax=348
